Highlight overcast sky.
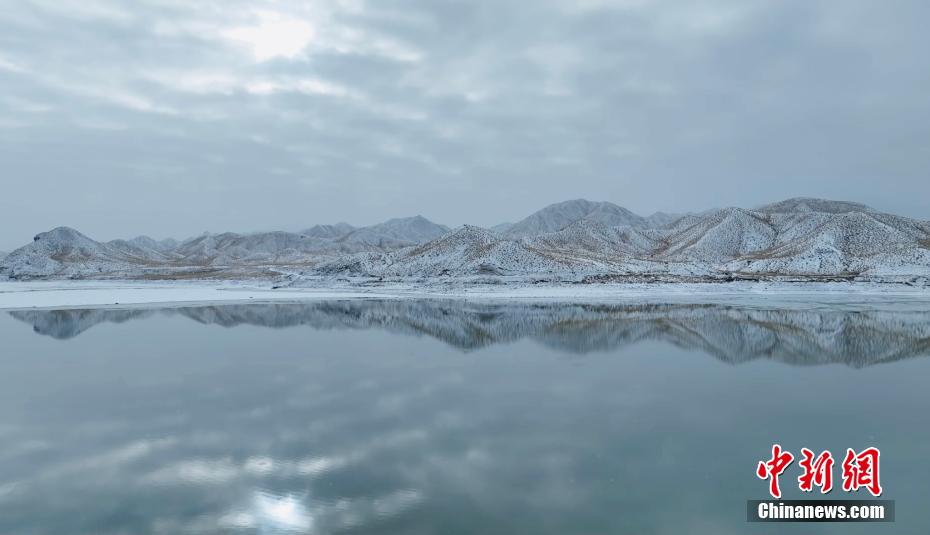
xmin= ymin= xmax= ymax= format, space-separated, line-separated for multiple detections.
xmin=1 ymin=0 xmax=929 ymax=249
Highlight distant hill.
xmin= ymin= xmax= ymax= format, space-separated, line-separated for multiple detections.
xmin=108 ymin=236 xmax=182 ymax=263
xmin=3 ymin=198 xmax=929 ymax=282
xmin=755 ymin=197 xmax=874 ymax=214
xmin=300 ymin=222 xmax=356 ymax=240
xmin=503 ymin=199 xmax=647 ymax=238
xmin=312 ymin=197 xmax=930 ymax=283
xmin=1 ymin=227 xmax=155 ymax=279
xmin=331 ymin=216 xmax=449 ymax=252
xmin=0 ymin=215 xmax=449 ymax=279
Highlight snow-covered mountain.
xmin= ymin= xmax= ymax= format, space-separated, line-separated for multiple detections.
xmin=300 ymin=222 xmax=356 ymax=240
xmin=755 ymin=197 xmax=873 ymax=214
xmin=316 ymin=225 xmax=572 ymax=277
xmin=167 ymin=216 xmax=450 ymax=266
xmin=0 ymin=216 xmax=449 ymax=279
xmin=330 ymin=216 xmax=449 ymax=252
xmin=171 ymin=231 xmax=327 ymax=265
xmin=642 ymin=211 xmax=682 ymax=228
xmin=1 ymin=227 xmax=157 ymax=279
xmin=722 ymin=211 xmax=930 ymax=277
xmin=525 ymin=219 xmax=655 ymax=266
xmin=2 ymin=197 xmax=928 ymax=282
xmin=490 ymin=222 xmax=514 ymax=235
xmin=641 ymin=198 xmax=929 ymax=278
xmin=653 ymin=208 xmax=776 ymax=262
xmin=108 ymin=236 xmax=182 ymax=262
xmin=503 ymin=199 xmax=647 ymax=238
xmin=309 ymin=197 xmax=930 ymax=282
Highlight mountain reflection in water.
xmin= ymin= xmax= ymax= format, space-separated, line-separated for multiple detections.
xmin=4 ymin=298 xmax=930 ymax=535
xmin=11 ymin=300 xmax=930 ymax=367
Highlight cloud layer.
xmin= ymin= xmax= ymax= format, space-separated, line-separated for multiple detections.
xmin=1 ymin=0 xmax=929 ymax=248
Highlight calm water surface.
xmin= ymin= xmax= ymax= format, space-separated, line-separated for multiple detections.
xmin=1 ymin=299 xmax=929 ymax=534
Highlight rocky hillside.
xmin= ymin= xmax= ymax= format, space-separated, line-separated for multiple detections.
xmin=309 ymin=197 xmax=930 ymax=283
xmin=316 ymin=226 xmax=571 ymax=277
xmin=1 ymin=227 xmax=157 ymax=279
xmin=0 ymin=215 xmax=449 ymax=279
xmin=3 ymin=197 xmax=928 ymax=282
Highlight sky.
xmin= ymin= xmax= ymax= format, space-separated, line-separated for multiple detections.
xmin=1 ymin=0 xmax=929 ymax=250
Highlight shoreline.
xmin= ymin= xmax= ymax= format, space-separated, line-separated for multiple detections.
xmin=2 ymin=279 xmax=930 ymax=311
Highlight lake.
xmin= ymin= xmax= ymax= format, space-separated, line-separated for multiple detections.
xmin=1 ymin=299 xmax=928 ymax=534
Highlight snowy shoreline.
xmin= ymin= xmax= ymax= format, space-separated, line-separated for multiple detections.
xmin=2 ymin=279 xmax=930 ymax=310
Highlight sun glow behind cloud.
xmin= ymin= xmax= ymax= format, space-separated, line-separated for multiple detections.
xmin=222 ymin=11 xmax=315 ymax=61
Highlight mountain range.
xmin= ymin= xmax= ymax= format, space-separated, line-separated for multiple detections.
xmin=0 ymin=215 xmax=449 ymax=279
xmin=2 ymin=197 xmax=929 ymax=283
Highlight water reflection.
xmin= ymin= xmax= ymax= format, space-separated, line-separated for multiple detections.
xmin=10 ymin=300 xmax=930 ymax=366
xmin=2 ymin=299 xmax=929 ymax=534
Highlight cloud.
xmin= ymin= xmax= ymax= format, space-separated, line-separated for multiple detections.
xmin=221 ymin=10 xmax=316 ymax=61
xmin=0 ymin=0 xmax=929 ymax=249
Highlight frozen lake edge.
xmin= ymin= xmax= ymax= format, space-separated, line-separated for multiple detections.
xmin=2 ymin=279 xmax=930 ymax=311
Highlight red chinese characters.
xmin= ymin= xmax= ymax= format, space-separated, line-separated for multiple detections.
xmin=842 ymin=447 xmax=882 ymax=497
xmin=757 ymin=445 xmax=882 ymax=498
xmin=756 ymin=444 xmax=794 ymax=498
xmin=798 ymin=448 xmax=834 ymax=494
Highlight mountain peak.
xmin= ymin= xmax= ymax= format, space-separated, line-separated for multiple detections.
xmin=300 ymin=222 xmax=356 ymax=240
xmin=430 ymin=224 xmax=497 ymax=244
xmin=33 ymin=226 xmax=96 ymax=245
xmin=380 ymin=214 xmax=438 ymax=226
xmin=756 ymin=197 xmax=874 ymax=214
xmin=339 ymin=216 xmax=450 ymax=247
xmin=504 ymin=199 xmax=644 ymax=238
xmin=457 ymin=224 xmax=495 ymax=237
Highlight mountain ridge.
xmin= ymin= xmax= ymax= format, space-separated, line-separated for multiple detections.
xmin=2 ymin=197 xmax=928 ymax=283
xmin=305 ymin=197 xmax=929 ymax=283
xmin=0 ymin=215 xmax=449 ymax=279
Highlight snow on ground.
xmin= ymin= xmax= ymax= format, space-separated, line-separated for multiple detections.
xmin=1 ymin=280 xmax=930 ymax=310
